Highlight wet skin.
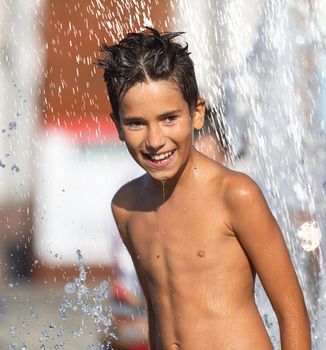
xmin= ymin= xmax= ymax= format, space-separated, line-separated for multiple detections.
xmin=111 ymin=80 xmax=311 ymax=350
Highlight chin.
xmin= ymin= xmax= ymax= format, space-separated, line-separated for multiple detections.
xmin=146 ymin=170 xmax=173 ymax=181
xmin=145 ymin=163 xmax=186 ymax=183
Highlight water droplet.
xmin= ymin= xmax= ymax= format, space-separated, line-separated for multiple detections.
xmin=263 ymin=314 xmax=273 ymax=329
xmin=56 ymin=329 xmax=64 ymax=338
xmin=297 ymin=221 xmax=322 ymax=252
xmin=40 ymin=329 xmax=49 ymax=342
xmin=9 ymin=343 xmax=17 ymax=350
xmin=10 ymin=326 xmax=18 ymax=336
xmin=30 ymin=310 xmax=39 ymax=319
xmin=64 ymin=282 xmax=76 ymax=294
xmin=11 ymin=164 xmax=20 ymax=173
xmin=0 ymin=160 xmax=5 ymax=168
xmin=73 ymin=327 xmax=84 ymax=337
xmin=20 ymin=344 xmax=27 ymax=350
xmin=8 ymin=121 xmax=17 ymax=130
xmin=79 ymin=270 xmax=87 ymax=281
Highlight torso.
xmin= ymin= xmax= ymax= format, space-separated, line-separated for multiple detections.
xmin=116 ymin=153 xmax=273 ymax=350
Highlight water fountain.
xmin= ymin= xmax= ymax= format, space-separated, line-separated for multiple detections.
xmin=176 ymin=0 xmax=325 ymax=347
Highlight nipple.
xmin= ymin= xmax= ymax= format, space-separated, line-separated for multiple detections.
xmin=197 ymin=250 xmax=205 ymax=257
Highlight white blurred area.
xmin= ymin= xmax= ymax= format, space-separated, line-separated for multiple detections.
xmin=34 ymin=131 xmax=142 ymax=265
xmin=176 ymin=0 xmax=263 ymax=104
xmin=0 ymin=0 xmax=44 ymax=204
xmin=0 ymin=0 xmax=46 ymax=286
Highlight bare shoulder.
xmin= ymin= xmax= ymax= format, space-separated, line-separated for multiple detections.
xmin=111 ymin=174 xmax=146 ymax=236
xmin=194 ymin=151 xmax=264 ymax=208
xmin=218 ymin=168 xmax=275 ymax=235
xmin=222 ymin=170 xmax=264 ymax=208
xmin=196 ymin=152 xmax=261 ymax=200
xmin=112 ymin=174 xmax=145 ymax=208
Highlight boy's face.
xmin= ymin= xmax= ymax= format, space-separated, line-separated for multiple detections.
xmin=117 ymin=80 xmax=204 ymax=181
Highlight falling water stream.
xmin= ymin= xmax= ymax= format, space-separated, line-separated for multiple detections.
xmin=161 ymin=177 xmax=167 ymax=203
xmin=176 ymin=0 xmax=326 ymax=347
xmin=0 ymin=0 xmax=325 ymax=349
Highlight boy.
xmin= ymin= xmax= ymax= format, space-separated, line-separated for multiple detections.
xmin=98 ymin=28 xmax=311 ymax=349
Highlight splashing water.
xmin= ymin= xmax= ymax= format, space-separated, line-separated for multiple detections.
xmin=61 ymin=250 xmax=116 ymax=348
xmin=297 ymin=221 xmax=322 ymax=252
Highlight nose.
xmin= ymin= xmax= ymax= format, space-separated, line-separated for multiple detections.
xmin=145 ymin=125 xmax=165 ymax=152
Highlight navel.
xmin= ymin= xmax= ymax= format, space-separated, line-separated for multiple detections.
xmin=171 ymin=341 xmax=180 ymax=349
xmin=197 ymin=250 xmax=205 ymax=257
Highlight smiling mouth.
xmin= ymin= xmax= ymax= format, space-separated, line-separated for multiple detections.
xmin=142 ymin=149 xmax=176 ymax=165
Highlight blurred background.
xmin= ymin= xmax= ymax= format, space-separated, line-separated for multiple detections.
xmin=0 ymin=0 xmax=325 ymax=349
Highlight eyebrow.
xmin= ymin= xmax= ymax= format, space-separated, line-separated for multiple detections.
xmin=123 ymin=109 xmax=182 ymax=121
xmin=157 ymin=109 xmax=182 ymax=117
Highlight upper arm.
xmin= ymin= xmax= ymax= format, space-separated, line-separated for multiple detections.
xmin=111 ymin=186 xmax=153 ymax=307
xmin=225 ymin=173 xmax=306 ymax=319
xmin=111 ymin=193 xmax=128 ymax=241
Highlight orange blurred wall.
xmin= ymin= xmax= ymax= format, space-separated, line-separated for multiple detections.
xmin=40 ymin=0 xmax=174 ymax=135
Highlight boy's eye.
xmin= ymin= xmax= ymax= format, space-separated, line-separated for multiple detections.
xmin=163 ymin=115 xmax=177 ymax=123
xmin=126 ymin=121 xmax=144 ymax=129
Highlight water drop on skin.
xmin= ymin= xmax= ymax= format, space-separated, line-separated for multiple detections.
xmin=161 ymin=177 xmax=167 ymax=202
xmin=193 ymin=166 xmax=198 ymax=179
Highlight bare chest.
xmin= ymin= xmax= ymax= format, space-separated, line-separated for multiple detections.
xmin=126 ymin=198 xmax=235 ymax=279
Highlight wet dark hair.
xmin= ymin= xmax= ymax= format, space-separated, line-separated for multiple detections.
xmin=97 ymin=27 xmax=199 ymax=123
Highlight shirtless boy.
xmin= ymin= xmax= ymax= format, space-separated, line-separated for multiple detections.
xmin=98 ymin=28 xmax=311 ymax=350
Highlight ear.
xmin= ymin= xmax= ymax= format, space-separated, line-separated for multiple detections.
xmin=110 ymin=112 xmax=125 ymax=141
xmin=192 ymin=98 xmax=205 ymax=130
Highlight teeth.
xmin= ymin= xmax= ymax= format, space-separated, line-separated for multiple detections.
xmin=150 ymin=150 xmax=173 ymax=161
